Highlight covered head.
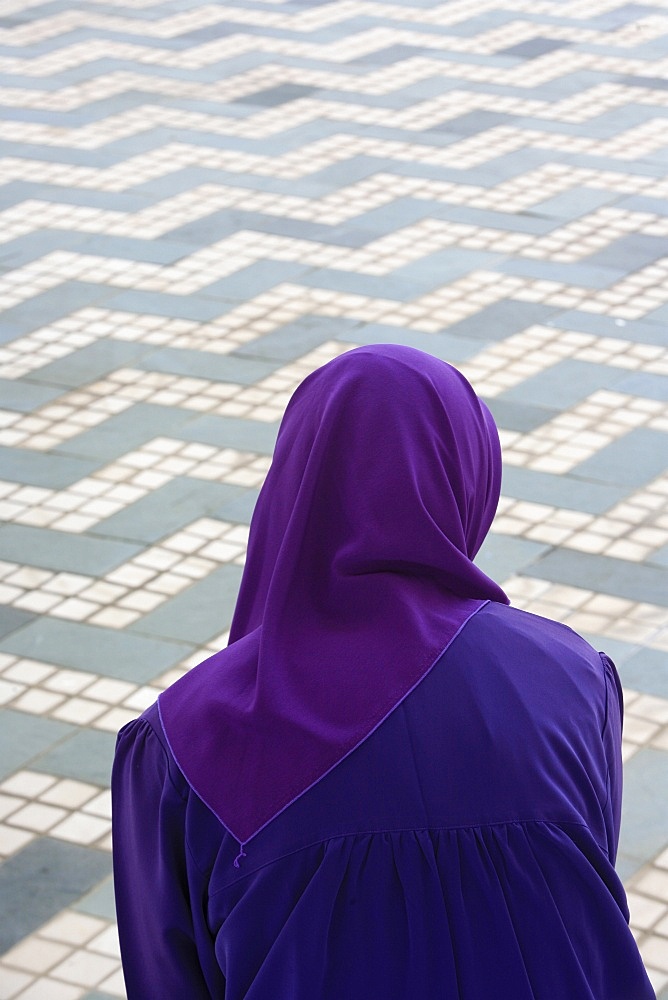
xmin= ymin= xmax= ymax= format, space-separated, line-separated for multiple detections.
xmin=160 ymin=345 xmax=508 ymax=846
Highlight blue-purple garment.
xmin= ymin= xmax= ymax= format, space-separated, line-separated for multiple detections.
xmin=112 ymin=603 xmax=654 ymax=999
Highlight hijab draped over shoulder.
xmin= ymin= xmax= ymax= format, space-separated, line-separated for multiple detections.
xmin=159 ymin=345 xmax=508 ymax=848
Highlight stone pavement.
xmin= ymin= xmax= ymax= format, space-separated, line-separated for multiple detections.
xmin=0 ymin=0 xmax=667 ymax=996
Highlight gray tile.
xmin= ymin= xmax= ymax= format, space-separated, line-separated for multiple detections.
xmin=392 ymin=249 xmax=505 ymax=292
xmin=0 ymin=524 xmax=140 ymax=574
xmin=0 ymin=606 xmax=35 ymax=640
xmin=0 ymin=378 xmax=63 ymax=412
xmin=430 ymin=204 xmax=551 ymax=234
xmin=586 ymin=234 xmax=668 ymax=272
xmin=560 ymin=150 xmax=667 ymax=177
xmin=0 ymin=838 xmax=111 ymax=953
xmin=613 ymin=371 xmax=667 ymax=402
xmin=350 ymin=43 xmax=434 ymax=66
xmin=652 ymin=544 xmax=668 ymax=569
xmin=0 ymin=709 xmax=75 ymax=781
xmin=339 ymin=323 xmax=482 ymax=363
xmin=104 ymin=289 xmax=225 ymax=322
xmin=445 ymin=301 xmax=559 ymax=342
xmin=178 ymin=413 xmax=278 ymax=453
xmin=617 ymin=648 xmax=668 ymax=700
xmin=28 ymin=340 xmax=151 ymax=389
xmin=236 ymin=84 xmax=319 ymax=106
xmin=615 ymin=194 xmax=668 ymax=217
xmin=574 ymin=634 xmax=641 ymax=666
xmin=212 ymin=487 xmax=259 ymax=525
xmin=0 ymin=181 xmax=148 ymax=214
xmin=433 ymin=110 xmax=513 ymax=136
xmin=486 ymin=398 xmax=550 ymax=433
xmin=499 ymin=359 xmax=628 ymax=410
xmin=169 ymin=209 xmax=348 ymax=247
xmin=74 ymin=874 xmax=116 ymax=921
xmin=203 ymin=260 xmax=313 ymax=300
xmin=99 ymin=479 xmax=250 ymax=543
xmin=617 ymin=749 xmax=668 ymax=879
xmin=1 ymin=617 xmax=191 ymax=682
xmin=77 ymin=233 xmax=198 ymax=265
xmin=128 ymin=563 xmax=243 ymax=642
xmin=0 ymin=321 xmax=23 ymax=346
xmin=498 ymin=257 xmax=623 ymax=288
xmin=339 ymin=197 xmax=436 ymax=234
xmin=32 ymin=729 xmax=117 ymax=787
xmin=0 ymin=447 xmax=98 ymax=488
xmin=0 ymin=283 xmax=115 ymax=334
xmin=237 ymin=316 xmax=361 ymax=362
xmin=500 ymin=466 xmax=627 ymax=514
xmin=621 ymin=73 xmax=668 ymax=92
xmin=498 ymin=38 xmax=571 ymax=58
xmin=574 ymin=428 xmax=666 ymax=488
xmin=299 ymin=267 xmax=433 ymax=301
xmin=529 ymin=187 xmax=619 ymax=219
xmin=548 ymin=312 xmax=666 ymax=346
xmin=137 ymin=347 xmax=277 ymax=383
xmin=0 ymin=230 xmax=89 ymax=270
xmin=475 ymin=534 xmax=549 ymax=582
xmin=643 ymin=302 xmax=668 ymax=327
xmin=51 ymin=403 xmax=193 ymax=462
xmin=524 ymin=549 xmax=668 ymax=607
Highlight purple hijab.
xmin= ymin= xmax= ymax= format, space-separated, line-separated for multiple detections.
xmin=159 ymin=345 xmax=508 ymax=849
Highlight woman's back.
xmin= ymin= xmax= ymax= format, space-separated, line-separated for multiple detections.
xmin=113 ymin=602 xmax=653 ymax=998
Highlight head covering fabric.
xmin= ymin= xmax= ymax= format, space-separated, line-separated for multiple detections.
xmin=159 ymin=345 xmax=508 ymax=845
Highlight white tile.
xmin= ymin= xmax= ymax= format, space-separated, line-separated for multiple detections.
xmin=7 ymin=803 xmax=68 ymax=833
xmin=0 ymin=793 xmax=24 ymax=821
xmin=41 ymin=574 xmax=91 ymax=596
xmin=82 ymin=679 xmax=135 ymax=704
xmin=4 ymin=662 xmax=55 ymax=685
xmin=40 ymin=780 xmax=99 ymax=809
xmin=122 ymin=685 xmax=159 ymax=711
xmin=86 ymin=925 xmax=121 ymax=958
xmin=0 ymin=967 xmax=33 ymax=1000
xmin=52 ymin=699 xmax=107 ymax=725
xmin=39 ymin=912 xmax=107 ymax=946
xmin=0 ymin=771 xmax=56 ymax=798
xmin=96 ymin=966 xmax=127 ymax=996
xmin=641 ymin=934 xmax=668 ymax=972
xmin=13 ymin=979 xmax=83 ymax=1000
xmin=636 ymin=868 xmax=668 ymax=899
xmin=12 ymin=592 xmax=63 ymax=614
xmin=0 ymin=679 xmax=24 ymax=705
xmin=93 ymin=706 xmax=139 ymax=732
xmin=628 ymin=891 xmax=667 ymax=930
xmin=0 ymin=824 xmax=34 ymax=856
xmin=13 ymin=689 xmax=65 ymax=715
xmin=50 ymin=950 xmax=119 ymax=988
xmin=50 ymin=813 xmax=111 ymax=846
xmin=2 ymin=938 xmax=72 ymax=974
xmin=82 ymin=790 xmax=112 ymax=819
xmin=49 ymin=598 xmax=98 ymax=622
xmin=43 ymin=671 xmax=96 ymax=695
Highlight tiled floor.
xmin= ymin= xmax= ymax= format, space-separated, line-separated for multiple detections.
xmin=1 ymin=0 xmax=667 ymax=996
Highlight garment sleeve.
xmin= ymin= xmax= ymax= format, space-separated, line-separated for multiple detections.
xmin=600 ymin=652 xmax=624 ymax=864
xmin=111 ymin=716 xmax=223 ymax=999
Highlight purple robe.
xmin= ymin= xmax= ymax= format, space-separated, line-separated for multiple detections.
xmin=112 ymin=602 xmax=653 ymax=999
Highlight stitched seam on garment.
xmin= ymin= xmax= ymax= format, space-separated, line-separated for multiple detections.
xmin=209 ymin=819 xmax=596 ymax=891
xmin=598 ymin=651 xmax=621 ymax=823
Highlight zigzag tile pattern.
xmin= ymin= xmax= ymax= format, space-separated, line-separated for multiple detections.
xmin=1 ymin=0 xmax=667 ymax=995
